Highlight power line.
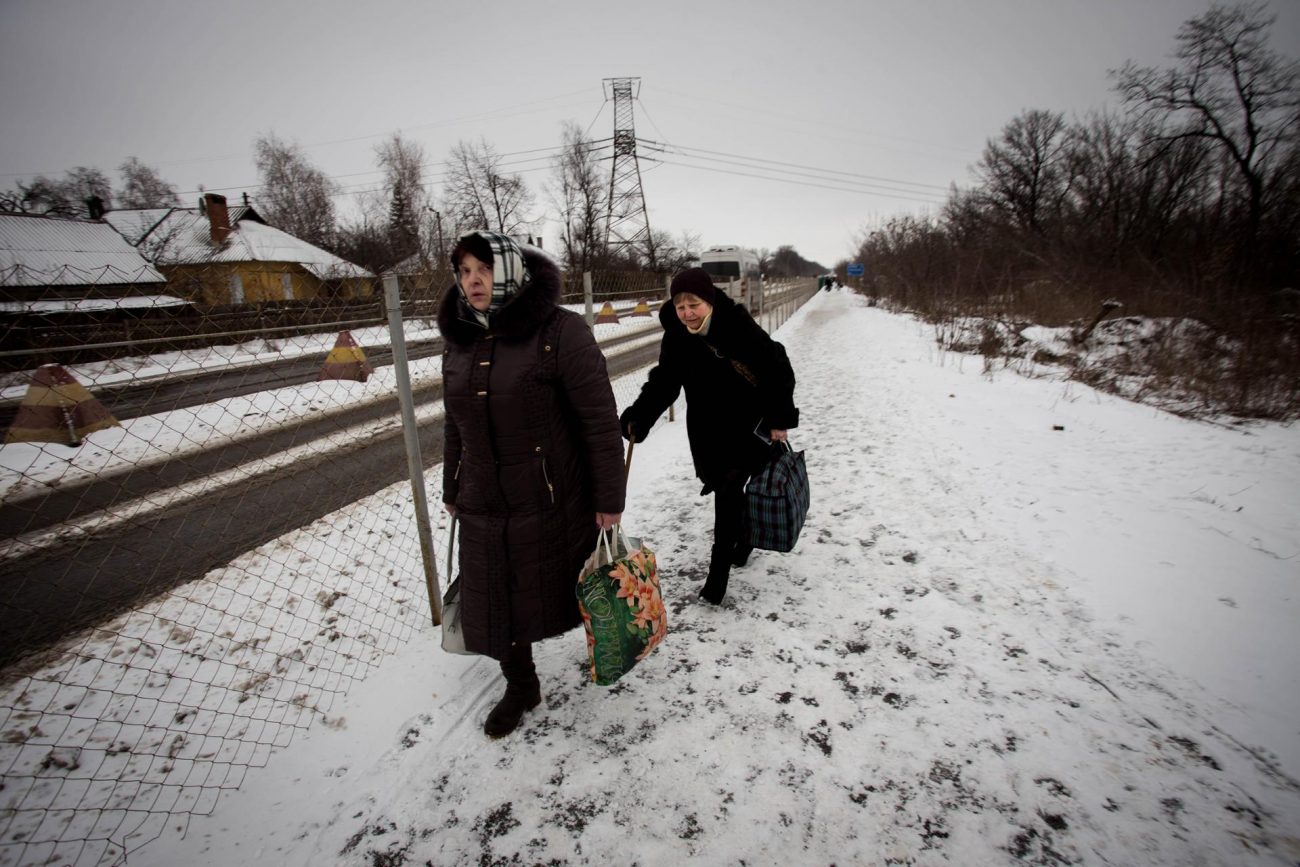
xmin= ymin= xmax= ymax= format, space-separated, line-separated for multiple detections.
xmin=650 ymin=156 xmax=946 ymax=206
xmin=643 ymin=140 xmax=953 ymax=192
xmin=176 ymin=140 xmax=612 ymax=200
xmin=651 ymin=84 xmax=972 ymax=157
xmin=639 ymin=142 xmax=949 ymax=202
xmin=0 ymin=88 xmax=604 ymax=180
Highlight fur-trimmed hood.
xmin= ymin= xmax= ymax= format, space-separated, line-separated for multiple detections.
xmin=437 ymin=246 xmax=563 ymax=346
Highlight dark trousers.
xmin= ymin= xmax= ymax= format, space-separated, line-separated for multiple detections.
xmin=702 ymin=475 xmax=747 ymax=601
xmin=712 ymin=475 xmax=747 ymax=555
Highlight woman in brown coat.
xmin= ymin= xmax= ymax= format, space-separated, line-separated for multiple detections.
xmin=439 ymin=231 xmax=625 ymax=737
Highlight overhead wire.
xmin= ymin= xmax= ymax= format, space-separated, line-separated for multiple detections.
xmin=649 ymin=156 xmax=945 ymax=206
xmin=10 ymin=80 xmax=956 ymax=213
xmin=651 ymin=84 xmax=972 ymax=157
xmin=644 ymin=140 xmax=952 ymax=192
xmin=638 ymin=141 xmax=949 ymax=202
xmin=628 ymin=86 xmax=950 ymax=202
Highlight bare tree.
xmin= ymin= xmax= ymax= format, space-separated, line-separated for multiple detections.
xmin=1111 ymin=3 xmax=1299 ymax=253
xmin=117 ymin=157 xmax=181 ymax=208
xmin=443 ymin=138 xmax=535 ymax=237
xmin=973 ymin=109 xmax=1072 ymax=235
xmin=0 ymin=180 xmax=74 ymax=216
xmin=643 ymin=228 xmax=700 ymax=273
xmin=253 ymin=133 xmax=338 ymax=247
xmin=548 ymin=121 xmax=607 ymax=271
xmin=1 ymin=167 xmax=112 ymax=216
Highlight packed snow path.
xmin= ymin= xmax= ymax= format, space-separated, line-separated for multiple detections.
xmin=155 ymin=290 xmax=1299 ymax=867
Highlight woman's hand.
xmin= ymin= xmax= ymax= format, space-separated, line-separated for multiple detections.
xmin=596 ymin=512 xmax=622 ymax=530
xmin=444 ymin=503 xmax=457 ymax=517
xmin=770 ymin=429 xmax=788 ymax=442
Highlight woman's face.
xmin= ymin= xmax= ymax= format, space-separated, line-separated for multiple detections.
xmin=674 ymin=293 xmax=712 ymax=329
xmin=458 ymin=253 xmax=494 ymax=311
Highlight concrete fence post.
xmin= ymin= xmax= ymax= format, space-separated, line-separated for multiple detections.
xmin=383 ymin=274 xmax=442 ymax=625
xmin=583 ymin=272 xmax=594 ymax=329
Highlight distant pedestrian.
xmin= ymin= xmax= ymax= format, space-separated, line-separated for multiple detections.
xmin=619 ymin=268 xmax=798 ymax=604
xmin=438 ymin=230 xmax=626 ymax=737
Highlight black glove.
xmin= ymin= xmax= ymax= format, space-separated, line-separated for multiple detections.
xmin=619 ymin=407 xmax=639 ymax=441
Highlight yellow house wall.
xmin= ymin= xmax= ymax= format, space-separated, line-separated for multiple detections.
xmin=161 ymin=263 xmax=376 ymax=304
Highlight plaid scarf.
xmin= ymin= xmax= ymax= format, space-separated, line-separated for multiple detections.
xmin=456 ymin=230 xmax=530 ymax=327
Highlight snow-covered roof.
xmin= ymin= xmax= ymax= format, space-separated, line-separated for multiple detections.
xmin=101 ymin=209 xmax=173 ymax=246
xmin=387 ymin=252 xmax=428 ymax=277
xmin=0 ymin=294 xmax=190 ymax=314
xmin=127 ymin=208 xmax=374 ymax=281
xmin=0 ymin=213 xmax=166 ymax=288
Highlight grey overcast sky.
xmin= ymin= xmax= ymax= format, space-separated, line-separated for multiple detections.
xmin=1 ymin=0 xmax=1297 ymax=268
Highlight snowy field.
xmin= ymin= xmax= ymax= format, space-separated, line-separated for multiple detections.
xmin=113 ymin=287 xmax=1299 ymax=866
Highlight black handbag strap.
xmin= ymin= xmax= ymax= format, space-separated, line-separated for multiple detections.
xmin=700 ymin=337 xmax=760 ymax=388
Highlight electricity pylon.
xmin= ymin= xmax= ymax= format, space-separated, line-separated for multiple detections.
xmin=602 ymin=77 xmax=652 ymax=262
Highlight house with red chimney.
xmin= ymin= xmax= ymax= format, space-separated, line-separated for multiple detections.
xmin=104 ymin=193 xmax=375 ymax=306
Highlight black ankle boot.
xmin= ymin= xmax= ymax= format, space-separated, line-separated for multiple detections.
xmin=699 ymin=544 xmax=732 ymax=604
xmin=731 ymin=542 xmax=753 ymax=568
xmin=485 ymin=644 xmax=541 ymax=738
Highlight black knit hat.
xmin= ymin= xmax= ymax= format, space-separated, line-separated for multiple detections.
xmin=670 ymin=268 xmax=717 ymax=305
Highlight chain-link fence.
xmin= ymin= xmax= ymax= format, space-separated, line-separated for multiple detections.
xmin=0 ymin=263 xmax=816 ymax=867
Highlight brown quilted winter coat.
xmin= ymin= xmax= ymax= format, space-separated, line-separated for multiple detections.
xmin=438 ymin=247 xmax=625 ymax=661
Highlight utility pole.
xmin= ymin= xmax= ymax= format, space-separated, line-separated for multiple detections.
xmin=602 ymin=77 xmax=652 ymax=265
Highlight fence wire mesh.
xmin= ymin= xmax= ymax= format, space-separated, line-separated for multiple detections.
xmin=0 ymin=262 xmax=816 ymax=866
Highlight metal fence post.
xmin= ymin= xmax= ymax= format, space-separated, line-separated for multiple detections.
xmin=583 ymin=272 xmax=594 ymax=329
xmin=383 ymin=274 xmax=442 ymax=625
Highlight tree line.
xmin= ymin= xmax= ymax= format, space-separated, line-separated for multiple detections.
xmin=3 ymin=123 xmax=779 ymax=279
xmin=850 ymin=3 xmax=1298 ymax=325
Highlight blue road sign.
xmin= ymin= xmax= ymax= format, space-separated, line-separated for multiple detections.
xmin=846 ymin=263 xmax=864 ymax=277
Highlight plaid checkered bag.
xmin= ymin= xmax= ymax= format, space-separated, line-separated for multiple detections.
xmin=744 ymin=441 xmax=810 ymax=553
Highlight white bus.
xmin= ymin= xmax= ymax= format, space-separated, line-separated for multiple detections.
xmin=698 ymin=245 xmax=761 ymax=309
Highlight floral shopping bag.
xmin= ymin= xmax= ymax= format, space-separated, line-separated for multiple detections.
xmin=576 ymin=526 xmax=667 ymax=686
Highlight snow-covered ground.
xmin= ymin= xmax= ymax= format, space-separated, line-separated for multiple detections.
xmin=115 ymin=287 xmax=1298 ymax=866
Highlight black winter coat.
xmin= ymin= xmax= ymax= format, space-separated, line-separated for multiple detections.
xmin=438 ymin=248 xmax=626 ymax=661
xmin=621 ymin=292 xmax=799 ymax=491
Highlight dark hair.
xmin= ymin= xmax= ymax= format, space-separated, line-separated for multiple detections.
xmin=450 ymin=233 xmax=493 ymax=269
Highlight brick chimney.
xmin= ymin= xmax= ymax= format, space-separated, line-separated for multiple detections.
xmin=204 ymin=193 xmax=231 ymax=245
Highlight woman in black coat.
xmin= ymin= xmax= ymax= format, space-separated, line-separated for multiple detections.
xmin=439 ymin=231 xmax=625 ymax=737
xmin=619 ymin=268 xmax=798 ymax=604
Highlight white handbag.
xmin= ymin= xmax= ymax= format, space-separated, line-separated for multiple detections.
xmin=441 ymin=517 xmax=474 ymax=655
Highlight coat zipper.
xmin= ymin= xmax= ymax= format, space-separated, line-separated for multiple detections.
xmin=541 ymin=457 xmax=555 ymax=504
